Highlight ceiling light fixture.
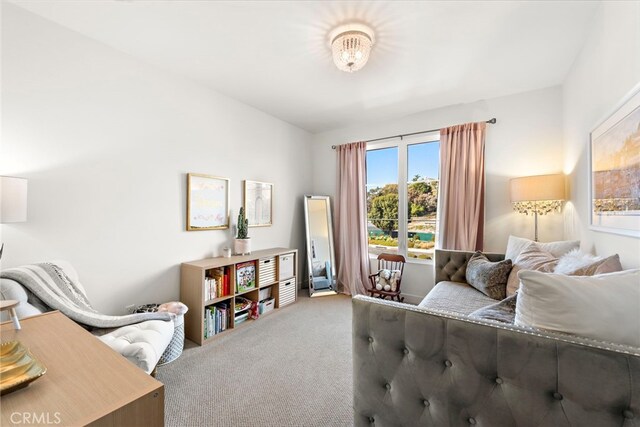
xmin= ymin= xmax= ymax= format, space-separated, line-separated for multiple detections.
xmin=329 ymin=23 xmax=375 ymax=73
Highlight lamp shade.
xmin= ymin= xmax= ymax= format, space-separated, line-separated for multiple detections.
xmin=510 ymin=174 xmax=565 ymax=202
xmin=0 ymin=176 xmax=28 ymax=223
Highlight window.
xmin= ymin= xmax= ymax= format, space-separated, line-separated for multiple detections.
xmin=366 ymin=135 xmax=440 ymax=261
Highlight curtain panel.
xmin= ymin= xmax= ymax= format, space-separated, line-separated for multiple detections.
xmin=438 ymin=122 xmax=486 ymax=251
xmin=335 ymin=141 xmax=369 ymax=296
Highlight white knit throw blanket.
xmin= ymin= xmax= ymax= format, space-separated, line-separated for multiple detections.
xmin=1 ymin=263 xmax=173 ymax=328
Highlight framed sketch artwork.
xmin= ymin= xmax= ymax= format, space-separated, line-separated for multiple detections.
xmin=187 ymin=173 xmax=230 ymax=231
xmin=244 ymin=180 xmax=273 ymax=227
xmin=589 ymin=84 xmax=640 ymax=238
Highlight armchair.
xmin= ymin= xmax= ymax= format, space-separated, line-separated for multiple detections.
xmin=0 ymin=260 xmax=185 ymax=374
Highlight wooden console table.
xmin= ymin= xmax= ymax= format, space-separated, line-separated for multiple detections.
xmin=0 ymin=311 xmax=164 ymax=426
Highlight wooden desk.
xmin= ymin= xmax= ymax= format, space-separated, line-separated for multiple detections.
xmin=0 ymin=312 xmax=164 ymax=426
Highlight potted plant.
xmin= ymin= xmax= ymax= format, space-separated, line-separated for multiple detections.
xmin=234 ymin=207 xmax=251 ymax=255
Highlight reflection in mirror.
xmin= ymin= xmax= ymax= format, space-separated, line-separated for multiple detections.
xmin=303 ymin=195 xmax=337 ymax=297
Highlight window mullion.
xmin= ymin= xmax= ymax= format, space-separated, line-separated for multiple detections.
xmin=397 ymin=142 xmax=408 ymax=258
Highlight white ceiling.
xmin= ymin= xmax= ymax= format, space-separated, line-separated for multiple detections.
xmin=10 ymin=1 xmax=598 ymax=133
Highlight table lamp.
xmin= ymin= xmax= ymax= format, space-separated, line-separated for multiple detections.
xmin=0 ymin=176 xmax=28 ymax=259
xmin=509 ymin=174 xmax=565 ymax=242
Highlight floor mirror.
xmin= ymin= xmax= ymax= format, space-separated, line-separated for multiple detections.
xmin=303 ymin=195 xmax=338 ymax=297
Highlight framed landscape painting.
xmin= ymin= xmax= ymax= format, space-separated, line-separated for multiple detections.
xmin=187 ymin=173 xmax=230 ymax=231
xmin=589 ymin=85 xmax=640 ymax=238
xmin=244 ymin=180 xmax=273 ymax=227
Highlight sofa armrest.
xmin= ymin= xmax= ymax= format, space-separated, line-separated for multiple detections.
xmin=435 ymin=249 xmax=505 ymax=285
xmin=352 ymin=296 xmax=640 ymax=427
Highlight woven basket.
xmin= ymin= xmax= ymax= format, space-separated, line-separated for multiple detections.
xmin=158 ymin=321 xmax=184 ymax=365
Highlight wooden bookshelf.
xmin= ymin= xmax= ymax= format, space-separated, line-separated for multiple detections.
xmin=180 ymin=247 xmax=297 ymax=345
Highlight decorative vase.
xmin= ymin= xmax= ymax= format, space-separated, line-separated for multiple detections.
xmin=234 ymin=238 xmax=251 ymax=255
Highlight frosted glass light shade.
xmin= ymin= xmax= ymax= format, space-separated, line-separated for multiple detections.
xmin=0 ymin=176 xmax=28 ymax=223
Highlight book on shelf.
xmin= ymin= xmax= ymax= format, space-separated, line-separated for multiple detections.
xmin=204 ymin=301 xmax=230 ymax=339
xmin=204 ymin=266 xmax=231 ymax=301
xmin=236 ymin=261 xmax=256 ymax=293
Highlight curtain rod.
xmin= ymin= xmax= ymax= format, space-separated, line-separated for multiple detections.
xmin=331 ymin=118 xmax=497 ymax=149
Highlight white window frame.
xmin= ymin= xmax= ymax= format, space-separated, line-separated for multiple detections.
xmin=366 ymin=132 xmax=440 ymax=264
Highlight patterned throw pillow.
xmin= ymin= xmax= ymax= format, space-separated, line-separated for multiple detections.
xmin=466 ymin=252 xmax=513 ymax=300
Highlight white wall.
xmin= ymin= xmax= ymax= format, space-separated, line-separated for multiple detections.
xmin=562 ymin=1 xmax=640 ymax=268
xmin=0 ymin=4 xmax=313 ymax=314
xmin=312 ymin=86 xmax=564 ymax=301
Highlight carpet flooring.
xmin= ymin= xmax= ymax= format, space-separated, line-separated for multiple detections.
xmin=157 ymin=292 xmax=354 ymax=427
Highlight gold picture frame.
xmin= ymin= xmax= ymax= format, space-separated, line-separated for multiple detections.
xmin=243 ymin=180 xmax=273 ymax=227
xmin=187 ymin=173 xmax=230 ymax=231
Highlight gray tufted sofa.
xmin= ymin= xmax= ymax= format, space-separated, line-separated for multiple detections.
xmin=352 ymin=249 xmax=640 ymax=426
xmin=418 ymin=250 xmax=506 ymax=315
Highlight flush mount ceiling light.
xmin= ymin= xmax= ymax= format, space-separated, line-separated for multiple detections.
xmin=329 ymin=23 xmax=375 ymax=73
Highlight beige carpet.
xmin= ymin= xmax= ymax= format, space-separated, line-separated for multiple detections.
xmin=157 ymin=292 xmax=354 ymax=427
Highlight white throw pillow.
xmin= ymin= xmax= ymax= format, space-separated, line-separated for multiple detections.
xmin=505 ymin=235 xmax=579 ymax=261
xmin=515 ymin=269 xmax=640 ymax=348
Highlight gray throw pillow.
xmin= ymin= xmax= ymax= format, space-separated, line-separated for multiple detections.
xmin=469 ymin=294 xmax=517 ymax=323
xmin=466 ymin=251 xmax=513 ymax=300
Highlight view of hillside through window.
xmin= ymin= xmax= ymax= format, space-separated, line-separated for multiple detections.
xmin=406 ymin=142 xmax=439 ymax=259
xmin=366 ymin=146 xmax=399 ymax=255
xmin=366 ymin=141 xmax=439 ymax=260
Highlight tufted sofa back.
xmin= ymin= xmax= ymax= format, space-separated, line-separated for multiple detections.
xmin=435 ymin=249 xmax=505 ymax=285
xmin=353 ymin=296 xmax=640 ymax=427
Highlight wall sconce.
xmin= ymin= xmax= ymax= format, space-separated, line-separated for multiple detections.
xmin=510 ymin=174 xmax=565 ymax=242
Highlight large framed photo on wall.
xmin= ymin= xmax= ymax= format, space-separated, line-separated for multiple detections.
xmin=589 ymin=84 xmax=640 ymax=238
xmin=187 ymin=173 xmax=230 ymax=231
xmin=244 ymin=180 xmax=273 ymax=227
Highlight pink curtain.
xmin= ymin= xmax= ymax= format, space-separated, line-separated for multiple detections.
xmin=335 ymin=141 xmax=369 ymax=296
xmin=438 ymin=122 xmax=486 ymax=251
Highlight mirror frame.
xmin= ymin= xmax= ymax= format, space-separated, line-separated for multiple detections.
xmin=303 ymin=195 xmax=337 ymax=297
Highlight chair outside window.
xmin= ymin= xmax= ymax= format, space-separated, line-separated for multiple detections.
xmin=367 ymin=253 xmax=406 ymax=302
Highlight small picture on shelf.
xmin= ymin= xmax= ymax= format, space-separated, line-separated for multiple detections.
xmin=236 ymin=261 xmax=256 ymax=293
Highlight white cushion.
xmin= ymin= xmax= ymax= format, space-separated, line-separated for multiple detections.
xmin=553 ymin=249 xmax=602 ymax=275
xmin=515 ymin=269 xmax=640 ymax=348
xmin=97 ymin=320 xmax=174 ymax=374
xmin=505 ymin=235 xmax=579 ymax=261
